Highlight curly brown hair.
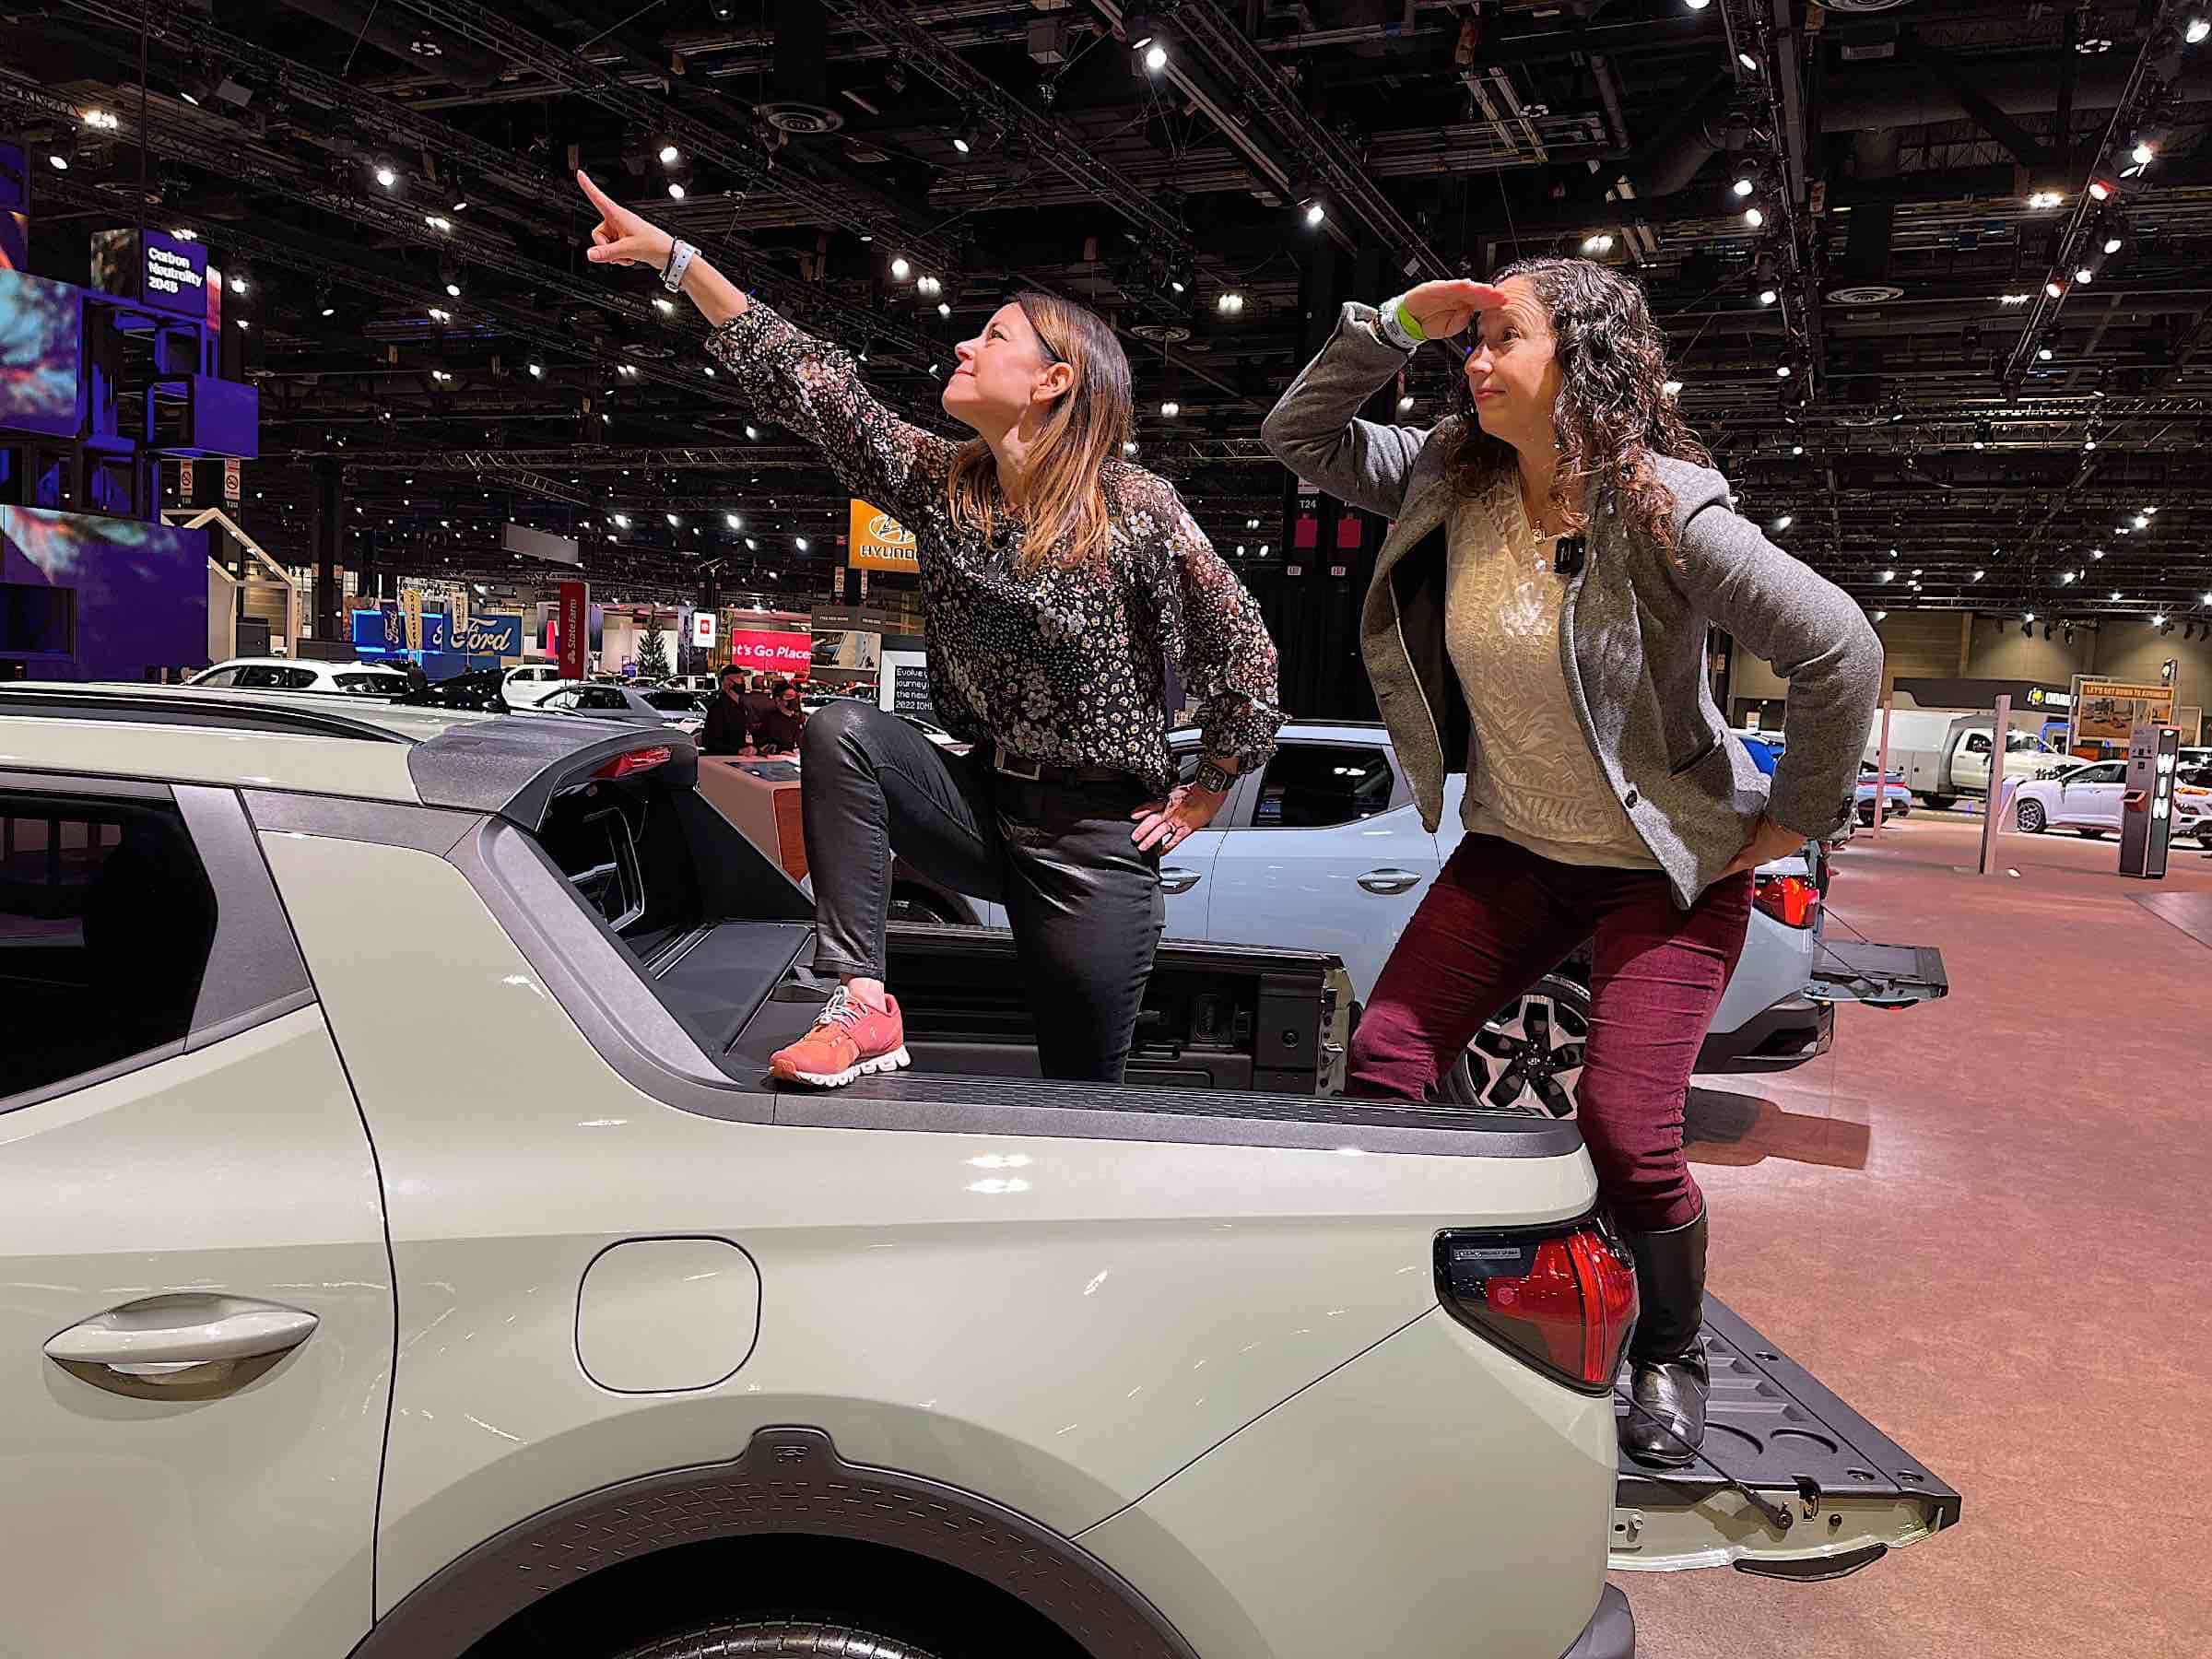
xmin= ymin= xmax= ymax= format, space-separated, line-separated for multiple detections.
xmin=1444 ymin=256 xmax=1711 ymax=568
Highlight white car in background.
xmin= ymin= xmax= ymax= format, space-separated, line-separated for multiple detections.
xmin=935 ymin=722 xmax=1946 ymax=1115
xmin=191 ymin=657 xmax=410 ymax=698
xmin=500 ymin=663 xmax=567 ymax=710
xmin=530 ymin=681 xmax=708 ymax=735
xmin=2012 ymin=758 xmax=2212 ymax=843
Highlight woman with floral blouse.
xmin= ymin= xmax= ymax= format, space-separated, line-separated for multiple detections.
xmin=577 ymin=172 xmax=1283 ymax=1088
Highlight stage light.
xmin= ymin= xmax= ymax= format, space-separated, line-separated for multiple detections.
xmin=235 ymin=318 xmax=250 ymax=331
xmin=2105 ymin=234 xmax=2124 ymax=254
xmin=2062 ymin=571 xmax=2076 ymax=583
xmin=2077 ymin=265 xmax=2095 ymax=283
xmin=666 ymin=182 xmax=686 ymax=199
xmin=528 ymin=362 xmax=542 ymax=376
xmin=2188 ymin=18 xmax=2210 ymax=44
xmin=1773 ymin=513 xmax=1793 ymax=530
xmin=2045 ymin=279 xmax=2065 ymax=299
xmin=1871 ymin=610 xmax=1887 ymax=622
xmin=46 ymin=153 xmax=68 ymax=171
xmin=1397 ymin=395 xmax=1416 ymax=413
xmin=659 ymin=144 xmax=680 ymax=165
xmin=1758 ymin=286 xmax=1778 ymax=305
xmin=725 ymin=513 xmax=741 ymax=529
xmin=2091 ymin=547 xmax=2104 ymax=558
xmin=2039 ymin=347 xmax=2054 ymax=360
xmin=374 ymin=162 xmax=397 ymax=188
xmin=795 ymin=536 xmax=809 ymax=550
xmin=1663 ymin=379 xmax=1684 ymax=396
xmin=2001 ymin=292 xmax=2031 ymax=306
xmin=2028 ymin=190 xmax=2063 ymax=210
xmin=426 ymin=214 xmax=453 ymax=231
xmin=428 ymin=306 xmax=451 ymax=321
xmin=1145 ymin=42 xmax=1169 ymax=73
xmin=229 ymin=273 xmax=247 ymax=295
xmin=1775 ymin=361 xmax=1793 ymax=378
xmin=2135 ymin=513 xmax=2149 ymax=528
xmin=1304 ymin=200 xmax=1327 ymax=227
xmin=1216 ymin=291 xmax=1244 ymax=314
xmin=1792 ymin=444 xmax=1804 ymax=455
xmin=666 ymin=513 xmax=680 ymax=527
xmin=1124 ymin=441 xmax=1138 ymax=455
xmin=744 ymin=425 xmax=759 ymax=440
xmin=1744 ymin=204 xmax=1766 ymax=229
xmin=653 ymin=297 xmax=675 ymax=314
xmin=915 ymin=275 xmax=941 ymax=297
xmin=1685 ymin=0 xmax=1711 ymax=8
xmin=1737 ymin=51 xmax=1759 ymax=71
xmin=890 ymin=256 xmax=912 ymax=280
xmin=2145 ymin=505 xmax=2159 ymax=514
xmin=445 ymin=280 xmax=462 ymax=298
xmin=936 ymin=300 xmax=951 ymax=318
xmin=2132 ymin=141 xmax=2156 ymax=167
xmin=1582 ymin=233 xmax=1614 ymax=254
xmin=2088 ymin=178 xmax=2115 ymax=202
xmin=1159 ymin=399 xmax=1181 ymax=417
xmin=1973 ymin=570 xmax=1985 ymax=581
xmin=951 ymin=131 xmax=972 ymax=155
xmin=1879 ymin=570 xmax=1895 ymax=582
xmin=2153 ymin=613 xmax=2168 ymax=628
xmin=83 ymin=108 xmax=119 ymax=131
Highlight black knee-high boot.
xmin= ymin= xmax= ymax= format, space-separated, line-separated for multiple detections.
xmin=1618 ymin=1208 xmax=1710 ymax=1466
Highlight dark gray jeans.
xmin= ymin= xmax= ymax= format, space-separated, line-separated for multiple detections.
xmin=799 ymin=700 xmax=1166 ymax=1083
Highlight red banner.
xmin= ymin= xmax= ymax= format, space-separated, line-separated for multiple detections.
xmin=725 ymin=629 xmax=813 ymax=678
xmin=556 ymin=580 xmax=590 ymax=681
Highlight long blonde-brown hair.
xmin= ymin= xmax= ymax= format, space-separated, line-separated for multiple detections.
xmin=946 ymin=290 xmax=1133 ymax=574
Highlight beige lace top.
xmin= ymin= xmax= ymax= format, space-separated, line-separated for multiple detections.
xmin=1444 ymin=481 xmax=1658 ymax=870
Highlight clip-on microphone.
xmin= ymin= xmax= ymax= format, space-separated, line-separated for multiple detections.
xmin=1552 ymin=535 xmax=1587 ymax=577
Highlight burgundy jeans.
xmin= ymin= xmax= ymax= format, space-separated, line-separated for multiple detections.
xmin=1350 ymin=834 xmax=1754 ymax=1232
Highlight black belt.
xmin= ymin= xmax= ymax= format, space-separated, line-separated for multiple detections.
xmin=989 ymin=743 xmax=1137 ymax=787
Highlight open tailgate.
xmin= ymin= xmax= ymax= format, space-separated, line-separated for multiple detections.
xmin=1611 ymin=1297 xmax=1960 ymax=1578
xmin=1805 ymin=939 xmax=1948 ymax=1009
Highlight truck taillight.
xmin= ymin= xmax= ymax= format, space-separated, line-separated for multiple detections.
xmin=1754 ymin=872 xmax=1819 ymax=928
xmin=1436 ymin=1223 xmax=1637 ymax=1394
xmin=593 ymin=746 xmax=672 ymax=781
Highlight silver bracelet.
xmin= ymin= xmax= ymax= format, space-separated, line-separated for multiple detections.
xmin=663 ymin=239 xmax=698 ymax=294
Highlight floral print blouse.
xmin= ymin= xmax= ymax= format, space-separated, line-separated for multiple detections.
xmin=704 ymin=300 xmax=1282 ymax=794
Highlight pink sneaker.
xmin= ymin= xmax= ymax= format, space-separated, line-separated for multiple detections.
xmin=770 ymin=987 xmax=910 ymax=1088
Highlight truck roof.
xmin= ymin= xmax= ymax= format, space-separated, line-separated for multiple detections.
xmin=0 ymin=682 xmax=688 ymax=828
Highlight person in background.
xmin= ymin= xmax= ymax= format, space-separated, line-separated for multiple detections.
xmin=740 ymin=671 xmax=776 ymax=743
xmin=756 ymin=682 xmax=808 ymax=756
xmin=702 ymin=665 xmax=752 ymax=757
xmin=1263 ymin=262 xmax=1879 ymax=1467
xmin=577 ymin=168 xmax=1281 ymax=1088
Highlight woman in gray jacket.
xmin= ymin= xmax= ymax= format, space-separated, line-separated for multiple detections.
xmin=1262 ymin=261 xmax=1880 ymax=1465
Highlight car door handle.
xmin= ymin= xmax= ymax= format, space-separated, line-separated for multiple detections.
xmin=1159 ymin=867 xmax=1203 ymax=894
xmin=1358 ymin=868 xmax=1423 ymax=895
xmin=45 ymin=1294 xmax=318 ymax=1388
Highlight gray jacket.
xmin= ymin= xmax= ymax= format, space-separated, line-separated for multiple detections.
xmin=1262 ymin=301 xmax=1882 ymax=910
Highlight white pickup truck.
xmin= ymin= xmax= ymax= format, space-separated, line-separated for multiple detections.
xmin=1865 ymin=710 xmax=2065 ymax=808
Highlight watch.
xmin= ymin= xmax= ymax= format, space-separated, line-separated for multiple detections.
xmin=1377 ymin=294 xmax=1427 ymax=353
xmin=662 ymin=238 xmax=698 ymax=294
xmin=1194 ymin=758 xmax=1236 ymax=794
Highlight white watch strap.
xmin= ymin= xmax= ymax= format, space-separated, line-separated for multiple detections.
xmin=664 ymin=240 xmax=698 ymax=294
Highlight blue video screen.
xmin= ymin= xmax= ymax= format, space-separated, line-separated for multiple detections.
xmin=0 ymin=269 xmax=85 ymax=437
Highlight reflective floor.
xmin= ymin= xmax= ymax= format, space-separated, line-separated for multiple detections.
xmin=1618 ymin=809 xmax=2212 ymax=1657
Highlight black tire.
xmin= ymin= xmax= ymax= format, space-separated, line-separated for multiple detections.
xmin=1440 ymin=972 xmax=1589 ymax=1119
xmin=888 ymin=888 xmax=960 ymax=925
xmin=2079 ymin=828 xmax=2107 ymax=840
xmin=612 ymin=1618 xmax=944 ymax=1659
xmin=1926 ymin=794 xmax=1954 ymax=812
xmin=2016 ymin=798 xmax=2046 ymax=833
